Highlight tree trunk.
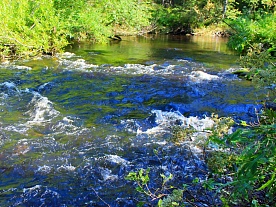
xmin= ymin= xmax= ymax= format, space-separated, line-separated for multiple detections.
xmin=223 ymin=0 xmax=228 ymax=18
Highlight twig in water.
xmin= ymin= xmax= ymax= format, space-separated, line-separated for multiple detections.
xmin=91 ymin=187 xmax=111 ymax=207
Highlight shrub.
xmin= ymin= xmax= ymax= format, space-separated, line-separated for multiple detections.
xmin=0 ymin=0 xmax=154 ymax=59
xmin=227 ymin=14 xmax=276 ymax=55
xmin=0 ymin=0 xmax=68 ymax=58
xmin=209 ymin=109 xmax=276 ymax=206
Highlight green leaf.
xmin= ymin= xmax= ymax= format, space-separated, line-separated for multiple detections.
xmin=257 ymin=172 xmax=275 ymax=191
xmin=137 ymin=201 xmax=145 ymax=207
xmin=192 ymin=178 xmax=199 ymax=184
xmin=136 ymin=186 xmax=144 ymax=193
xmin=157 ymin=199 xmax=163 ymax=207
xmin=240 ymin=120 xmax=249 ymax=127
xmin=125 ymin=171 xmax=137 ymax=181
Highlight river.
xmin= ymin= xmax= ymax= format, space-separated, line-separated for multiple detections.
xmin=0 ymin=35 xmax=264 ymax=206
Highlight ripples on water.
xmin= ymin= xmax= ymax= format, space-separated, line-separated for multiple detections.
xmin=0 ymin=36 xmax=265 ymax=206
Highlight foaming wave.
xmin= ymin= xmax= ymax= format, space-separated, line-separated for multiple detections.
xmin=25 ymin=92 xmax=60 ymax=125
xmin=108 ymin=63 xmax=192 ymax=76
xmin=100 ymin=168 xmax=118 ymax=181
xmin=36 ymin=165 xmax=53 ymax=174
xmin=0 ymin=81 xmax=21 ymax=96
xmin=58 ymin=58 xmax=99 ymax=71
xmin=57 ymin=164 xmax=76 ymax=172
xmin=50 ymin=116 xmax=89 ymax=136
xmin=0 ymin=62 xmax=32 ymax=70
xmin=134 ymin=110 xmax=214 ymax=136
xmin=120 ymin=110 xmax=215 ymax=147
xmin=57 ymin=57 xmax=238 ymax=83
xmin=22 ymin=185 xmax=61 ymax=204
xmin=152 ymin=110 xmax=214 ymax=131
xmin=0 ymin=81 xmax=86 ymax=137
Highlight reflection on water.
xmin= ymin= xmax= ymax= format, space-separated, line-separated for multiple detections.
xmin=0 ymin=35 xmax=264 ymax=206
xmin=66 ymin=35 xmax=237 ymax=69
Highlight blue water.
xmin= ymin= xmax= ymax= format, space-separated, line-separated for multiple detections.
xmin=0 ymin=35 xmax=264 ymax=206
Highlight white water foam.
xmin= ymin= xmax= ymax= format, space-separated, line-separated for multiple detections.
xmin=133 ymin=110 xmax=215 ymax=142
xmin=152 ymin=109 xmax=214 ymax=131
xmin=0 ymin=60 xmax=32 ymax=70
xmin=37 ymin=82 xmax=52 ymax=91
xmin=0 ymin=81 xmax=87 ymax=137
xmin=23 ymin=185 xmax=60 ymax=200
xmin=23 ymin=185 xmax=42 ymax=194
xmin=1 ymin=53 xmax=237 ymax=83
xmin=0 ymin=81 xmax=21 ymax=95
xmin=58 ymin=58 xmax=99 ymax=71
xmin=100 ymin=168 xmax=118 ymax=181
xmin=189 ymin=71 xmax=220 ymax=82
xmin=56 ymin=56 xmax=238 ymax=84
xmin=57 ymin=164 xmax=76 ymax=172
xmin=104 ymin=154 xmax=130 ymax=166
xmin=25 ymin=92 xmax=60 ymax=125
xmin=50 ymin=116 xmax=89 ymax=136
xmin=58 ymin=52 xmax=77 ymax=59
xmin=36 ymin=165 xmax=53 ymax=174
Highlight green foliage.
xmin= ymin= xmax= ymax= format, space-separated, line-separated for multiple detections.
xmin=125 ymin=168 xmax=173 ymax=203
xmin=227 ymin=13 xmax=276 ymax=97
xmin=0 ymin=0 xmax=153 ymax=59
xmin=125 ymin=168 xmax=187 ymax=206
xmin=158 ymin=189 xmax=184 ymax=207
xmin=207 ymin=151 xmax=237 ymax=175
xmin=152 ymin=0 xmax=225 ymax=33
xmin=236 ymin=0 xmax=275 ymax=19
xmin=152 ymin=6 xmax=197 ymax=33
xmin=99 ymin=0 xmax=152 ymax=32
xmin=0 ymin=0 xmax=68 ymax=58
xmin=207 ymin=109 xmax=276 ymax=206
xmin=1 ymin=0 xmax=275 ymax=59
xmin=240 ymin=51 xmax=276 ymax=91
xmin=212 ymin=5 xmax=276 ymax=205
xmin=227 ymin=14 xmax=276 ymax=54
xmin=125 ymin=169 xmax=152 ymax=206
xmin=211 ymin=114 xmax=235 ymax=138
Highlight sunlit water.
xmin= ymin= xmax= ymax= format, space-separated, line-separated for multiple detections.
xmin=0 ymin=35 xmax=265 ymax=206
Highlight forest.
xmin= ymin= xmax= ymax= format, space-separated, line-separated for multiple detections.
xmin=0 ymin=0 xmax=275 ymax=58
xmin=0 ymin=0 xmax=275 ymax=206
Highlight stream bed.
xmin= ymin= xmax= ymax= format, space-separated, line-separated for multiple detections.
xmin=0 ymin=35 xmax=265 ymax=206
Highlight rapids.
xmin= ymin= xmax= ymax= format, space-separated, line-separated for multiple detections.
xmin=0 ymin=35 xmax=265 ymax=206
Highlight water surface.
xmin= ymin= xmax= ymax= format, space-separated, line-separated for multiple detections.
xmin=0 ymin=35 xmax=264 ymax=206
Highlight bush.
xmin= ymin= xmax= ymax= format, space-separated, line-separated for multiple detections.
xmin=227 ymin=14 xmax=276 ymax=55
xmin=211 ymin=10 xmax=276 ymax=206
xmin=0 ymin=0 xmax=68 ymax=58
xmin=0 ymin=0 xmax=154 ymax=59
xmin=208 ymin=109 xmax=276 ymax=206
xmin=227 ymin=13 xmax=276 ymax=97
xmin=152 ymin=0 xmax=225 ymax=34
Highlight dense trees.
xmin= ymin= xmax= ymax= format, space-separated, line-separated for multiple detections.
xmin=0 ymin=0 xmax=153 ymax=59
xmin=0 ymin=0 xmax=275 ymax=59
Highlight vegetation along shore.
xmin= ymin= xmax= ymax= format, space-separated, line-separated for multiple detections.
xmin=0 ymin=0 xmax=275 ymax=206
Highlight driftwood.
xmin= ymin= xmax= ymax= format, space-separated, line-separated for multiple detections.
xmin=108 ymin=35 xmax=122 ymax=41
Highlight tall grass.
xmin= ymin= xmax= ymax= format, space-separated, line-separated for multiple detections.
xmin=0 ymin=0 xmax=68 ymax=58
xmin=0 ymin=0 xmax=153 ymax=60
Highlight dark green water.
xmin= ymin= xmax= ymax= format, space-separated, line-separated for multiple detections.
xmin=0 ymin=35 xmax=263 ymax=206
xmin=66 ymin=35 xmax=237 ymax=69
